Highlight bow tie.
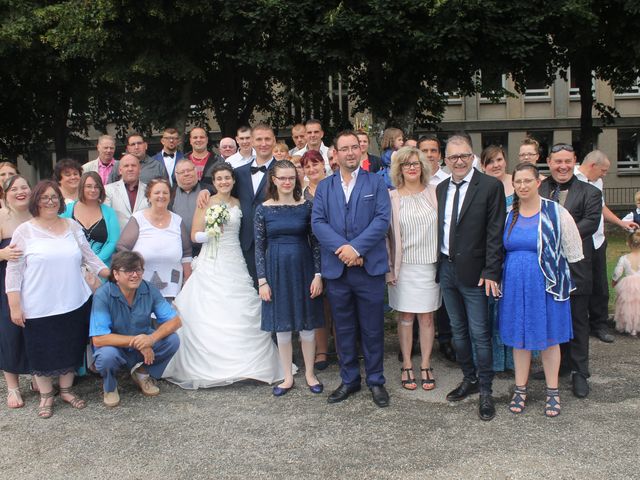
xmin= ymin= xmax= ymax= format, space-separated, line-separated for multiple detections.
xmin=163 ymin=152 xmax=175 ymax=158
xmin=250 ymin=165 xmax=267 ymax=175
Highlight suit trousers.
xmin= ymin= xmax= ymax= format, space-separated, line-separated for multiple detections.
xmin=561 ymin=295 xmax=590 ymax=377
xmin=435 ymin=303 xmax=452 ymax=343
xmin=438 ymin=260 xmax=494 ymax=394
xmin=588 ymin=241 xmax=609 ymax=332
xmin=325 ymin=267 xmax=386 ymax=387
xmin=93 ymin=334 xmax=180 ymax=392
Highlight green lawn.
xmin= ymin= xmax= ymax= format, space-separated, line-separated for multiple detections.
xmin=606 ymin=229 xmax=629 ymax=312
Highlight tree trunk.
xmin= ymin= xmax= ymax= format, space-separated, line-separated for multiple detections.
xmin=174 ymin=79 xmax=193 ymax=138
xmin=576 ymin=64 xmax=597 ymax=161
xmin=53 ymin=90 xmax=70 ymax=159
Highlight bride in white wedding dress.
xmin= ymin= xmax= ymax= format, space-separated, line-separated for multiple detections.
xmin=163 ymin=163 xmax=285 ymax=389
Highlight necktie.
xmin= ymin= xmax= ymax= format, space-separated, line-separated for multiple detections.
xmin=250 ymin=165 xmax=267 ymax=175
xmin=448 ymin=180 xmax=465 ymax=259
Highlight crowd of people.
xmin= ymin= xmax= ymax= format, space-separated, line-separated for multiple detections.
xmin=0 ymin=120 xmax=638 ymax=422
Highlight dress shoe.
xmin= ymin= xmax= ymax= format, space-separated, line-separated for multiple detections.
xmin=272 ymin=381 xmax=295 ymax=397
xmin=532 ymin=366 xmax=570 ymax=380
xmin=327 ymin=383 xmax=361 ymax=404
xmin=591 ymin=329 xmax=614 ymax=343
xmin=370 ymin=385 xmax=390 ymax=408
xmin=439 ymin=341 xmax=456 ymax=363
xmin=446 ymin=380 xmax=479 ymax=402
xmin=307 ymin=382 xmax=324 ymax=394
xmin=478 ymin=394 xmax=496 ymax=421
xmin=572 ymin=372 xmax=590 ymax=398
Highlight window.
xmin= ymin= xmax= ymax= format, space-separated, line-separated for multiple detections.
xmin=615 ymin=77 xmax=640 ymax=97
xmin=479 ymin=71 xmax=507 ymax=101
xmin=481 ymin=132 xmax=508 ymax=151
xmin=617 ymin=129 xmax=640 ymax=172
xmin=568 ymin=68 xmax=595 ymax=98
xmin=524 ymin=78 xmax=551 ymax=99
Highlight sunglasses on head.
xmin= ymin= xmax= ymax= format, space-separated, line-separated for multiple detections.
xmin=550 ymin=143 xmax=574 ymax=153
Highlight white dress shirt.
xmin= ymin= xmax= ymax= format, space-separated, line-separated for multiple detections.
xmin=441 ymin=168 xmax=475 ymax=256
xmin=251 ymin=158 xmax=273 ymax=195
xmin=340 ymin=167 xmax=360 ymax=203
xmin=228 ymin=148 xmax=256 ymax=169
xmin=574 ymin=166 xmax=605 ymax=249
xmin=429 ymin=167 xmax=450 ymax=186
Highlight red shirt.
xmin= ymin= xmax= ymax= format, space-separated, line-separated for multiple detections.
xmin=188 ymin=152 xmax=212 ymax=181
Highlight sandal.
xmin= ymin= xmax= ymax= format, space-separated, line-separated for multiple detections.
xmin=508 ymin=385 xmax=527 ymax=414
xmin=314 ymin=352 xmax=329 ymax=371
xmin=401 ymin=367 xmax=417 ymax=390
xmin=7 ymin=387 xmax=25 ymax=409
xmin=420 ymin=367 xmax=436 ymax=391
xmin=544 ymin=387 xmax=561 ymax=418
xmin=59 ymin=387 xmax=86 ymax=410
xmin=37 ymin=391 xmax=55 ymax=419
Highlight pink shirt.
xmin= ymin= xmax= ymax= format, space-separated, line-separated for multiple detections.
xmin=97 ymin=159 xmax=116 ymax=185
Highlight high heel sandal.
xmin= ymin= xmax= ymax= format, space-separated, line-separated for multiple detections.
xmin=401 ymin=367 xmax=417 ymax=390
xmin=544 ymin=387 xmax=561 ymax=418
xmin=59 ymin=387 xmax=86 ymax=410
xmin=420 ymin=367 xmax=436 ymax=391
xmin=508 ymin=385 xmax=527 ymax=414
xmin=37 ymin=391 xmax=55 ymax=419
xmin=7 ymin=387 xmax=24 ymax=409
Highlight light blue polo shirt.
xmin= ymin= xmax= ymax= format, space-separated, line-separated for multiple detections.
xmin=90 ymin=280 xmax=176 ymax=337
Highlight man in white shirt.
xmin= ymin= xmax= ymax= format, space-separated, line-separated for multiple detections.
xmin=575 ymin=150 xmax=639 ymax=343
xmin=418 ymin=135 xmax=450 ymax=186
xmin=151 ymin=128 xmax=184 ymax=185
xmin=296 ymin=119 xmax=331 ymax=172
xmin=83 ymin=135 xmax=119 ymax=186
xmin=104 ymin=154 xmax=150 ymax=229
xmin=289 ymin=123 xmax=307 ymax=155
xmin=226 ymin=126 xmax=256 ymax=169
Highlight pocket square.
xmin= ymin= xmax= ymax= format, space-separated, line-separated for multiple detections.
xmin=363 ymin=194 xmax=374 ymax=198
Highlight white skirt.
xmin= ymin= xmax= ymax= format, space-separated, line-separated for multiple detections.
xmin=388 ymin=262 xmax=441 ymax=313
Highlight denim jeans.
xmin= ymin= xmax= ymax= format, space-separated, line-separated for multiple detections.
xmin=439 ymin=261 xmax=494 ymax=394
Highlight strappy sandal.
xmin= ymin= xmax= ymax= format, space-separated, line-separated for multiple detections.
xmin=544 ymin=387 xmax=561 ymax=418
xmin=37 ymin=391 xmax=55 ymax=419
xmin=401 ymin=367 xmax=417 ymax=390
xmin=509 ymin=385 xmax=527 ymax=414
xmin=420 ymin=367 xmax=436 ymax=391
xmin=59 ymin=387 xmax=86 ymax=410
xmin=7 ymin=387 xmax=24 ymax=409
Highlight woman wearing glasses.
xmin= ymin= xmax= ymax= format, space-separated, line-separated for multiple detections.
xmin=499 ymin=163 xmax=583 ymax=417
xmin=6 ymin=180 xmax=109 ymax=418
xmin=387 ymin=147 xmax=440 ymax=391
xmin=255 ymin=159 xmax=324 ymax=396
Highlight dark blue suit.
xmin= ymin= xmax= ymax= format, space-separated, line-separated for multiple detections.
xmin=312 ymin=169 xmax=390 ymax=387
xmin=232 ymin=160 xmax=272 ymax=286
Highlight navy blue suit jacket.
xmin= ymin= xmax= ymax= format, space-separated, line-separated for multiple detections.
xmin=232 ymin=160 xmax=272 ymax=253
xmin=152 ymin=151 xmax=184 ymax=183
xmin=312 ymin=169 xmax=391 ymax=280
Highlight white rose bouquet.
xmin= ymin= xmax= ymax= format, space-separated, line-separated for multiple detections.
xmin=204 ymin=203 xmax=231 ymax=256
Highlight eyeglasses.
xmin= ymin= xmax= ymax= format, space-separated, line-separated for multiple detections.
xmin=550 ymin=144 xmax=574 ymax=153
xmin=401 ymin=161 xmax=421 ymax=170
xmin=518 ymin=152 xmax=539 ymax=158
xmin=274 ymin=176 xmax=296 ymax=183
xmin=117 ymin=268 xmax=144 ymax=277
xmin=337 ymin=146 xmax=361 ymax=153
xmin=513 ymin=178 xmax=537 ymax=186
xmin=445 ymin=153 xmax=474 ymax=162
xmin=39 ymin=195 xmax=60 ymax=204
xmin=175 ymin=168 xmax=195 ymax=175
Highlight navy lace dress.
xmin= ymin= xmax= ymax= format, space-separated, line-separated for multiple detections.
xmin=254 ymin=202 xmax=323 ymax=332
xmin=498 ymin=212 xmax=573 ymax=350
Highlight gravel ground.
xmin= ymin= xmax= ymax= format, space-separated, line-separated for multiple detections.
xmin=1 ymin=331 xmax=639 ymax=479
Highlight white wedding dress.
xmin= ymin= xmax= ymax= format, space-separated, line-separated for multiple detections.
xmin=163 ymin=205 xmax=285 ymax=389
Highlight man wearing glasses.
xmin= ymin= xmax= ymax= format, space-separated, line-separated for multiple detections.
xmin=436 ymin=134 xmax=505 ymax=421
xmin=539 ymin=143 xmax=602 ymax=399
xmin=152 ymin=128 xmax=184 ymax=185
xmin=109 ymin=133 xmax=168 ymax=185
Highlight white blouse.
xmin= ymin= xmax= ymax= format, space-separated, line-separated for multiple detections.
xmin=6 ymin=220 xmax=106 ymax=318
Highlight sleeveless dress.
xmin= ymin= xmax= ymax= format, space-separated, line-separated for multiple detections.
xmin=0 ymin=238 xmax=29 ymax=374
xmin=254 ymin=202 xmax=324 ymax=332
xmin=162 ymin=205 xmax=284 ymax=389
xmin=612 ymin=254 xmax=640 ymax=334
xmin=498 ymin=212 xmax=573 ymax=350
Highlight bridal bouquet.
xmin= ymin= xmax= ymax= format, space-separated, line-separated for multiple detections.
xmin=205 ymin=203 xmax=231 ymax=246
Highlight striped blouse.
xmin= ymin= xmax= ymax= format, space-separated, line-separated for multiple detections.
xmin=398 ymin=192 xmax=438 ymax=264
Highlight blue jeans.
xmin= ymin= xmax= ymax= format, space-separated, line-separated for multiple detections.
xmin=93 ymin=334 xmax=180 ymax=392
xmin=439 ymin=261 xmax=494 ymax=394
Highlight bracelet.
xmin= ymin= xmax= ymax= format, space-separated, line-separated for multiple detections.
xmin=258 ymin=281 xmax=268 ymax=287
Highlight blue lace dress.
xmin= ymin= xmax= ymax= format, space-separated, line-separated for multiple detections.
xmin=254 ymin=202 xmax=324 ymax=332
xmin=498 ymin=212 xmax=573 ymax=350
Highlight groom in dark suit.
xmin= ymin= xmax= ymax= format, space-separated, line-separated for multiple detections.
xmin=232 ymin=123 xmax=275 ymax=287
xmin=312 ymin=130 xmax=391 ymax=408
xmin=436 ymin=134 xmax=505 ymax=421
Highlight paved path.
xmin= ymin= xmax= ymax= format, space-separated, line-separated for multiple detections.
xmin=1 ymin=333 xmax=639 ymax=479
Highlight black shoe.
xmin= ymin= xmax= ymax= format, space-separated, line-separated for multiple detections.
xmin=439 ymin=341 xmax=456 ymax=363
xmin=532 ymin=366 xmax=570 ymax=380
xmin=572 ymin=372 xmax=590 ymax=398
xmin=370 ymin=385 xmax=390 ymax=408
xmin=446 ymin=380 xmax=479 ymax=402
xmin=478 ymin=394 xmax=496 ymax=421
xmin=327 ymin=383 xmax=361 ymax=404
xmin=591 ymin=329 xmax=614 ymax=343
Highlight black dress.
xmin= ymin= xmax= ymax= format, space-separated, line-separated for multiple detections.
xmin=0 ymin=237 xmax=29 ymax=374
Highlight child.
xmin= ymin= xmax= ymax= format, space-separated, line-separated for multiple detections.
xmin=272 ymin=142 xmax=290 ymax=161
xmin=620 ymin=190 xmax=640 ymax=231
xmin=377 ymin=127 xmax=404 ymax=189
xmin=612 ymin=230 xmax=640 ymax=336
